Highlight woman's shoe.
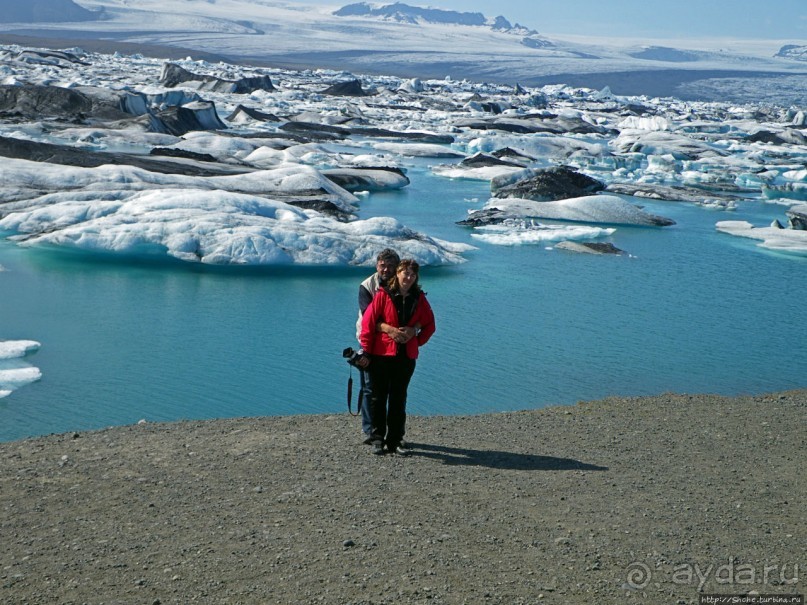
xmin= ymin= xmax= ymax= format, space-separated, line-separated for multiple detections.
xmin=389 ymin=445 xmax=410 ymax=456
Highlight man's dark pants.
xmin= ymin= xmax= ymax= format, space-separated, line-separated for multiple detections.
xmin=359 ymin=368 xmax=373 ymax=439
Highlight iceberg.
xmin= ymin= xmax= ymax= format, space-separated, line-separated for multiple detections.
xmin=460 ymin=195 xmax=676 ymax=227
xmin=0 ymin=340 xmax=41 ymax=359
xmin=371 ymin=142 xmax=466 ymax=158
xmin=1 ymin=189 xmax=473 ymax=265
xmin=0 ymin=340 xmax=42 ymax=399
xmin=0 ymin=158 xmax=359 ymax=214
xmin=470 ymin=220 xmax=615 ymax=246
xmin=320 ymin=167 xmax=410 ymax=192
xmin=432 ymin=163 xmax=526 ymax=181
xmin=715 ymin=220 xmax=807 ymax=256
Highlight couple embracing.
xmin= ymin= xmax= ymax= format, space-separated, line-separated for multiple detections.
xmin=355 ymin=249 xmax=436 ymax=456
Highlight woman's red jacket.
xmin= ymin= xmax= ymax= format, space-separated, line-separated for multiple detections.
xmin=359 ymin=288 xmax=435 ymax=359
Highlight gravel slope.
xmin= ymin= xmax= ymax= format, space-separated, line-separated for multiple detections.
xmin=1 ymin=390 xmax=804 ymax=604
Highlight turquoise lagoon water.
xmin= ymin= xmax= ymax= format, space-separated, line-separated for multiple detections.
xmin=1 ymin=164 xmax=806 ymax=442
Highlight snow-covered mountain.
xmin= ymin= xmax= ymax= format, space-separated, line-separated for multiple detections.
xmin=334 ymin=2 xmax=498 ymax=27
xmin=333 ymin=2 xmax=550 ymax=50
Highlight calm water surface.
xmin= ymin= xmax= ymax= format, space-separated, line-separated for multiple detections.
xmin=1 ymin=165 xmax=805 ymax=441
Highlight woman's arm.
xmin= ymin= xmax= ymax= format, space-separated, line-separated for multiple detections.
xmin=415 ymin=296 xmax=435 ymax=345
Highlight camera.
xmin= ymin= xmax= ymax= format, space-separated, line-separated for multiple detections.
xmin=342 ymin=347 xmax=366 ymax=368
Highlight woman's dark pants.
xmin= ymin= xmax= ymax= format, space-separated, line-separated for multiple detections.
xmin=368 ymin=355 xmax=416 ymax=449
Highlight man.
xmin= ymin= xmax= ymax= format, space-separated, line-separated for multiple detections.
xmin=355 ymin=249 xmax=418 ymax=449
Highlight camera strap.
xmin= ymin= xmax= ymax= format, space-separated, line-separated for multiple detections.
xmin=347 ymin=367 xmax=361 ymax=416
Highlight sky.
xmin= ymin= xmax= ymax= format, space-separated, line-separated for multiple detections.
xmin=298 ymin=0 xmax=807 ymax=40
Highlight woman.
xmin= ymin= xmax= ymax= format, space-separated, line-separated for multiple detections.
xmin=359 ymin=259 xmax=435 ymax=455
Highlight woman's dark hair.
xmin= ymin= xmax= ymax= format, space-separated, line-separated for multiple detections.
xmin=387 ymin=259 xmax=422 ymax=295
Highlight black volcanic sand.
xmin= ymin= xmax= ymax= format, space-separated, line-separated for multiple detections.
xmin=1 ymin=390 xmax=804 ymax=604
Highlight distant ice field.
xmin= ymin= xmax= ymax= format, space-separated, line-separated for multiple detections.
xmin=2 ymin=0 xmax=807 ymax=104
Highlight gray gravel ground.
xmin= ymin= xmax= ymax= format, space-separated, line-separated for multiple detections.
xmin=1 ymin=390 xmax=804 ymax=605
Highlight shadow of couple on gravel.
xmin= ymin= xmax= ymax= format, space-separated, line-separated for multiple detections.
xmin=410 ymin=443 xmax=608 ymax=471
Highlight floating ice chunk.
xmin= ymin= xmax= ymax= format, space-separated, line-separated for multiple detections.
xmin=320 ymin=168 xmax=410 ymax=192
xmin=371 ymin=142 xmax=466 ymax=158
xmin=466 ymin=134 xmax=607 ymax=162
xmin=1 ymin=190 xmax=472 ymax=266
xmin=241 ymin=146 xmax=287 ymax=167
xmin=432 ymin=164 xmax=526 ymax=181
xmin=464 ymin=195 xmax=675 ymax=227
xmin=172 ymin=131 xmax=265 ymax=157
xmin=0 ymin=158 xmax=359 ymax=213
xmin=398 ymin=78 xmax=424 ymax=93
xmin=782 ymin=169 xmax=807 ymax=183
xmin=0 ymin=340 xmax=41 ymax=398
xmin=471 ymin=220 xmax=615 ymax=246
xmin=715 ymin=220 xmax=807 ymax=255
xmin=0 ymin=340 xmax=41 ymax=359
xmin=612 ymin=130 xmax=728 ymax=159
xmin=0 ymin=366 xmax=42 ymax=387
xmin=617 ymin=116 xmax=670 ymax=131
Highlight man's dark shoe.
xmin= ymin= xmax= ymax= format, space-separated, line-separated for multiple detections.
xmin=389 ymin=445 xmax=410 ymax=456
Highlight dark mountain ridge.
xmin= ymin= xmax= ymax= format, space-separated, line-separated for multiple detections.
xmin=334 ymin=2 xmax=539 ymax=36
xmin=333 ymin=2 xmax=550 ymax=49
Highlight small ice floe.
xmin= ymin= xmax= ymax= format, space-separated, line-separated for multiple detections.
xmin=432 ymin=164 xmax=525 ymax=180
xmin=320 ymin=167 xmax=410 ymax=192
xmin=432 ymin=153 xmax=527 ymax=181
xmin=459 ymin=195 xmax=675 ymax=227
xmin=616 ymin=116 xmax=670 ymax=131
xmin=470 ymin=219 xmax=615 ymax=246
xmin=612 ymin=130 xmax=729 ymax=159
xmin=715 ymin=220 xmax=807 ymax=256
xmin=371 ymin=142 xmax=466 ymax=158
xmin=696 ymin=198 xmax=738 ymax=211
xmin=605 ymin=183 xmax=738 ymax=208
xmin=0 ymin=340 xmax=42 ymax=399
xmin=0 ymin=340 xmax=40 ymax=359
xmin=554 ymin=241 xmax=625 ymax=255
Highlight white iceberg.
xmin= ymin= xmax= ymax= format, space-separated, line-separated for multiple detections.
xmin=471 ymin=220 xmax=615 ymax=246
xmin=0 ymin=340 xmax=41 ymax=359
xmin=320 ymin=167 xmax=410 ymax=192
xmin=715 ymin=220 xmax=807 ymax=256
xmin=1 ymin=189 xmax=473 ymax=265
xmin=432 ymin=163 xmax=526 ymax=181
xmin=0 ymin=158 xmax=359 ymax=214
xmin=0 ymin=340 xmax=42 ymax=399
xmin=371 ymin=142 xmax=466 ymax=158
xmin=612 ymin=130 xmax=728 ymax=159
xmin=466 ymin=195 xmax=675 ymax=227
